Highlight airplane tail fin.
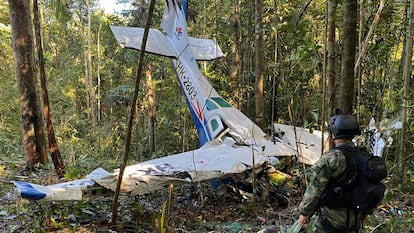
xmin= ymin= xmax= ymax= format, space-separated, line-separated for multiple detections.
xmin=180 ymin=0 xmax=188 ymax=20
xmin=159 ymin=0 xmax=223 ymax=61
xmin=160 ymin=0 xmax=190 ymax=56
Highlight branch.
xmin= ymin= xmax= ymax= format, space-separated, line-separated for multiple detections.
xmin=296 ymin=0 xmax=313 ymax=26
xmin=354 ymin=0 xmax=385 ymax=73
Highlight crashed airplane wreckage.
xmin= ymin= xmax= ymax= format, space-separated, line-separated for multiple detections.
xmin=13 ymin=0 xmax=323 ymax=202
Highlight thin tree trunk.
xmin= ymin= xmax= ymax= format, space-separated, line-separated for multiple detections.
xmin=398 ymin=0 xmax=414 ymax=185
xmin=86 ymin=0 xmax=95 ymax=124
xmin=146 ymin=64 xmax=156 ymax=155
xmin=136 ymin=0 xmax=147 ymax=26
xmin=97 ymin=16 xmax=102 ymax=122
xmin=243 ymin=0 xmax=256 ymax=114
xmin=327 ymin=0 xmax=337 ymax=149
xmin=356 ymin=0 xmax=384 ymax=120
xmin=354 ymin=0 xmax=385 ymax=73
xmin=112 ymin=0 xmax=156 ymax=225
xmin=255 ymin=0 xmax=264 ymax=128
xmin=8 ymin=0 xmax=47 ymax=169
xmin=339 ymin=0 xmax=357 ymax=113
xmin=356 ymin=0 xmax=364 ymax=121
xmin=33 ymin=0 xmax=64 ymax=176
xmin=271 ymin=0 xmax=279 ymax=133
xmin=322 ymin=0 xmax=327 ymax=142
xmin=327 ymin=0 xmax=337 ymax=116
xmin=230 ymin=0 xmax=241 ymax=109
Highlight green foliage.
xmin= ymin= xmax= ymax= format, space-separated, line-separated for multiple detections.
xmin=6 ymin=199 xmax=113 ymax=232
xmin=0 ymin=2 xmax=22 ymax=163
xmin=364 ymin=206 xmax=414 ymax=233
xmin=158 ymin=201 xmax=167 ymax=233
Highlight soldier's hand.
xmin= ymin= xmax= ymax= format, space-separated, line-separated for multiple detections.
xmin=299 ymin=214 xmax=310 ymax=228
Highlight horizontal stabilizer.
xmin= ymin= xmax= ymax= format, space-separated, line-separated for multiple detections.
xmin=110 ymin=26 xmax=224 ymax=61
xmin=13 ymin=168 xmax=113 ymax=201
xmin=188 ymin=37 xmax=224 ymax=61
xmin=110 ymin=26 xmax=176 ymax=58
xmin=13 ymin=181 xmax=47 ymax=200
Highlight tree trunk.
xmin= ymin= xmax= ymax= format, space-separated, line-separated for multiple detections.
xmin=230 ymin=0 xmax=241 ymax=109
xmin=97 ymin=14 xmax=102 ymax=122
xmin=356 ymin=0 xmax=364 ymax=121
xmin=255 ymin=0 xmax=264 ymax=128
xmin=339 ymin=0 xmax=357 ymax=114
xmin=136 ymin=0 xmax=147 ymax=26
xmin=86 ymin=0 xmax=95 ymax=124
xmin=327 ymin=0 xmax=337 ymax=149
xmin=146 ymin=64 xmax=156 ymax=155
xmin=398 ymin=0 xmax=414 ymax=185
xmin=327 ymin=0 xmax=337 ymax=117
xmin=8 ymin=0 xmax=47 ymax=169
xmin=33 ymin=0 xmax=65 ymax=176
xmin=271 ymin=0 xmax=280 ymax=133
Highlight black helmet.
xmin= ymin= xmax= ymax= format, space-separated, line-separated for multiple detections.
xmin=329 ymin=113 xmax=361 ymax=139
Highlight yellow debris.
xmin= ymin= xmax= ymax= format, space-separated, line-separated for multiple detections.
xmin=267 ymin=169 xmax=292 ymax=186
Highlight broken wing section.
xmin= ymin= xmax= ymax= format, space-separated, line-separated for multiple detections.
xmin=13 ymin=168 xmax=112 ymax=201
xmin=274 ymin=123 xmax=326 ymax=165
xmin=94 ymin=143 xmax=268 ymax=195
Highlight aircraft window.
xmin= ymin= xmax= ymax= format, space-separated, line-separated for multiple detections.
xmin=206 ymin=99 xmax=218 ymax=110
xmin=211 ymin=97 xmax=232 ymax=108
xmin=210 ymin=119 xmax=219 ymax=131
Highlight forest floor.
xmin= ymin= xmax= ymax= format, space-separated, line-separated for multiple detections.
xmin=1 ymin=163 xmax=413 ymax=233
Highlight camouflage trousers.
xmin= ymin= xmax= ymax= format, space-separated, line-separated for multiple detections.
xmin=310 ymin=215 xmax=358 ymax=233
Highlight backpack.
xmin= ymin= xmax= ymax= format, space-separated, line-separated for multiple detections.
xmin=320 ymin=145 xmax=388 ymax=214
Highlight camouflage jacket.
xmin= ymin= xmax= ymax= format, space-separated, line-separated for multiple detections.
xmin=298 ymin=141 xmax=360 ymax=229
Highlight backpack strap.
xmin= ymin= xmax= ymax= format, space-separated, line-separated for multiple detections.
xmin=336 ymin=145 xmax=363 ymax=233
xmin=336 ymin=144 xmax=357 ymax=165
xmin=331 ymin=144 xmax=358 ymax=185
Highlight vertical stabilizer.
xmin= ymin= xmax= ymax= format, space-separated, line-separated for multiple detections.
xmin=161 ymin=0 xmax=190 ymax=58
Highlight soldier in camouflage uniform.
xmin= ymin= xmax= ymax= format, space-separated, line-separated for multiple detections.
xmin=298 ymin=113 xmax=364 ymax=233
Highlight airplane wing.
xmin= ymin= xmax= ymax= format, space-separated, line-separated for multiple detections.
xmin=110 ymin=26 xmax=224 ymax=61
xmin=13 ymin=142 xmax=271 ymax=201
xmin=94 ymin=142 xmax=268 ymax=195
xmin=273 ymin=123 xmax=326 ymax=165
